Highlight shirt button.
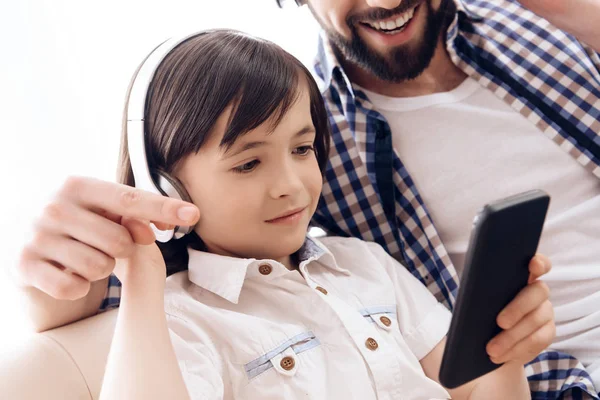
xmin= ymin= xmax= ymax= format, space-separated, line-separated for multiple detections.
xmin=280 ymin=356 xmax=295 ymax=371
xmin=380 ymin=316 xmax=392 ymax=327
xmin=258 ymin=264 xmax=272 ymax=275
xmin=366 ymin=337 xmax=379 ymax=351
xmin=316 ymin=286 xmax=328 ymax=295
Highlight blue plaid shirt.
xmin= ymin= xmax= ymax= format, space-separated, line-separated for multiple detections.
xmin=102 ymin=0 xmax=600 ymax=397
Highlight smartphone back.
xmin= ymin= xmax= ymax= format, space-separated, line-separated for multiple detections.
xmin=439 ymin=190 xmax=550 ymax=389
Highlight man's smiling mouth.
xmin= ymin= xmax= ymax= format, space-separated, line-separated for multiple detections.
xmin=360 ymin=5 xmax=419 ymax=35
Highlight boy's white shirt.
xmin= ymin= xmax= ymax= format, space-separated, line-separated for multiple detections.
xmin=163 ymin=236 xmax=452 ymax=400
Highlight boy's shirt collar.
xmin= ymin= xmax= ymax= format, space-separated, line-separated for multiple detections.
xmin=186 ymin=236 xmax=350 ymax=304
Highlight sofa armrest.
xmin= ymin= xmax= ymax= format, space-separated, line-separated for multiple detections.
xmin=0 ymin=333 xmax=90 ymax=399
xmin=0 ymin=308 xmax=118 ymax=400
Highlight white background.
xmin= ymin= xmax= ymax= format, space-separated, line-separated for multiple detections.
xmin=0 ymin=0 xmax=319 ymax=352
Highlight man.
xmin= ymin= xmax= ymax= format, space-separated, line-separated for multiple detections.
xmin=12 ymin=0 xmax=599 ymax=398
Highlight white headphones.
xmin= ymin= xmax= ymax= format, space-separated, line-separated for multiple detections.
xmin=126 ymin=31 xmax=207 ymax=243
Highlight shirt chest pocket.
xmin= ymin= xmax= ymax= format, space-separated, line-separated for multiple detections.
xmin=360 ymin=305 xmax=398 ymax=332
xmin=228 ymin=331 xmax=327 ymax=400
xmin=360 ymin=305 xmax=418 ymax=359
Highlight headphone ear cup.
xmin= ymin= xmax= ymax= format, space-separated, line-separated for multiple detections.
xmin=153 ymin=169 xmax=194 ymax=237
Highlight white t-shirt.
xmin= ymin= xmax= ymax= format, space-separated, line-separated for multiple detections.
xmin=359 ymin=77 xmax=600 ymax=388
xmin=164 ymin=237 xmax=451 ymax=400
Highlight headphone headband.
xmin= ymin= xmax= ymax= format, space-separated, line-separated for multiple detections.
xmin=126 ymin=31 xmax=207 ymax=242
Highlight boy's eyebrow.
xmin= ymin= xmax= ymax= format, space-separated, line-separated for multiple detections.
xmin=294 ymin=125 xmax=316 ymax=137
xmin=223 ymin=125 xmax=315 ymax=158
xmin=223 ymin=140 xmax=268 ymax=158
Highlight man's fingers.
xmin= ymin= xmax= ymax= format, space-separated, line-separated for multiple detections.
xmin=487 ymin=300 xmax=554 ymax=359
xmin=103 ymin=208 xmax=174 ymax=242
xmin=38 ymin=203 xmax=136 ymax=259
xmin=489 ymin=320 xmax=556 ymax=365
xmin=528 ymin=253 xmax=552 ymax=283
xmin=25 ymin=233 xmax=115 ymax=282
xmin=18 ymin=256 xmax=92 ymax=301
xmin=97 ymin=208 xmax=122 ymax=224
xmin=59 ymin=176 xmax=200 ymax=227
xmin=18 ymin=176 xmax=198 ymax=301
xmin=497 ymin=280 xmax=550 ymax=329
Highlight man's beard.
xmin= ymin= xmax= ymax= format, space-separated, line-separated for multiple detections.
xmin=324 ymin=0 xmax=452 ymax=83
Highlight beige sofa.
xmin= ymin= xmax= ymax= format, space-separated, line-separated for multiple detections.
xmin=0 ymin=309 xmax=118 ymax=400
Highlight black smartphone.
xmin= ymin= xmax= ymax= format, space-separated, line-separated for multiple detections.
xmin=439 ymin=189 xmax=550 ymax=389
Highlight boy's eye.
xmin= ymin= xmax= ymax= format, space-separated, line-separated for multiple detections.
xmin=233 ymin=160 xmax=259 ymax=173
xmin=293 ymin=145 xmax=315 ymax=156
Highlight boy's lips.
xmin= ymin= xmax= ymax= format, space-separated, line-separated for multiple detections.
xmin=266 ymin=207 xmax=307 ymax=224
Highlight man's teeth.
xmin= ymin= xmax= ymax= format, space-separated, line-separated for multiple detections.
xmin=366 ymin=7 xmax=415 ymax=32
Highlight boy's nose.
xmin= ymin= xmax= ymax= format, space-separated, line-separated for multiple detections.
xmin=365 ymin=0 xmax=403 ymax=9
xmin=268 ymin=165 xmax=304 ymax=199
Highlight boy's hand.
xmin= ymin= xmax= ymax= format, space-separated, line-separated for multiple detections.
xmin=114 ymin=238 xmax=167 ymax=292
xmin=485 ymin=254 xmax=555 ymax=364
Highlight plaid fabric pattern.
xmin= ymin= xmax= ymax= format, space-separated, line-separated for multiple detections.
xmin=101 ymin=0 xmax=600 ymax=397
xmin=100 ymin=274 xmax=122 ymax=311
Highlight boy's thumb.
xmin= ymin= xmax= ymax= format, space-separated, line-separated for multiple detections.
xmin=121 ymin=216 xmax=157 ymax=245
xmin=115 ymin=242 xmax=166 ymax=287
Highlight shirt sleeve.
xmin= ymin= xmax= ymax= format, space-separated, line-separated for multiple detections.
xmin=166 ymin=313 xmax=225 ymax=400
xmin=582 ymin=42 xmax=600 ymax=74
xmin=98 ymin=273 xmax=122 ymax=312
xmin=365 ymin=241 xmax=451 ymax=360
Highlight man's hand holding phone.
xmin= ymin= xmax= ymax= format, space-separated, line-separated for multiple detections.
xmin=486 ymin=254 xmax=555 ymax=365
xmin=439 ymin=190 xmax=555 ymax=391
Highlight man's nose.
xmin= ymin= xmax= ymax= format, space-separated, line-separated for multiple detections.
xmin=365 ymin=0 xmax=403 ymax=9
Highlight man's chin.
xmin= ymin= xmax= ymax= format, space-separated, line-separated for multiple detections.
xmin=373 ymin=41 xmax=421 ymax=68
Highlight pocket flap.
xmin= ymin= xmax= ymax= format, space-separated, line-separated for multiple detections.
xmin=244 ymin=331 xmax=320 ymax=380
xmin=360 ymin=306 xmax=397 ymax=331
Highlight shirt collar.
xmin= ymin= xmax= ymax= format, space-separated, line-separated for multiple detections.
xmin=314 ymin=31 xmax=351 ymax=97
xmin=187 ymin=236 xmax=350 ymax=304
xmin=454 ymin=0 xmax=483 ymax=22
xmin=314 ymin=0 xmax=481 ymax=96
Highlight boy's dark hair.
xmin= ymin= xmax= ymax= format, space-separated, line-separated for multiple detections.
xmin=117 ymin=29 xmax=330 ymax=276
